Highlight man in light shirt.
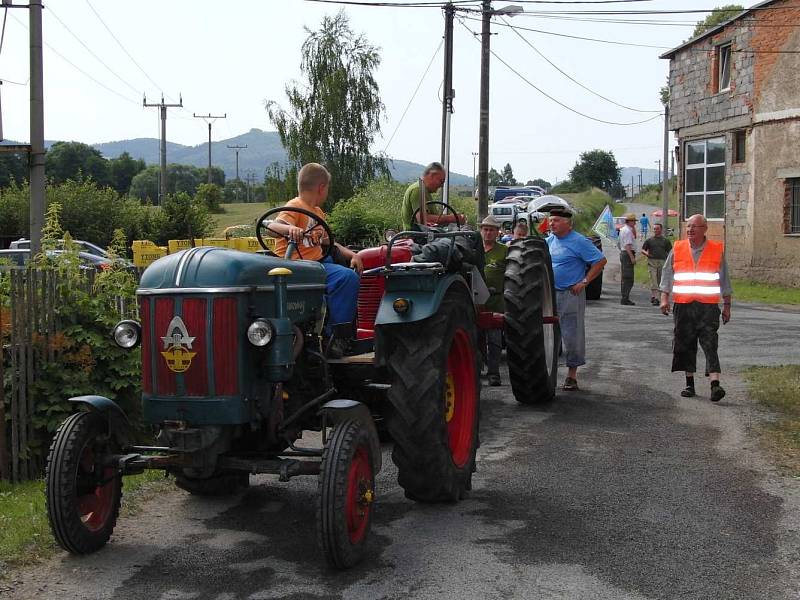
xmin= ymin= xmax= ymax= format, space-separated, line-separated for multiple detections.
xmin=618 ymin=213 xmax=637 ymax=306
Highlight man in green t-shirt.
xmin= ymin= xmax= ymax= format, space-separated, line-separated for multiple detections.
xmin=480 ymin=216 xmax=508 ymax=386
xmin=401 ymin=162 xmax=460 ymax=230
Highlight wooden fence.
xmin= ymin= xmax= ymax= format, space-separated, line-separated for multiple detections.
xmin=0 ymin=268 xmax=132 ymax=482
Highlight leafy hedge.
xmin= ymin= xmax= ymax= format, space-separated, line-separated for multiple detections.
xmin=1 ymin=206 xmax=143 ymax=465
xmin=328 ymin=178 xmax=478 ymax=246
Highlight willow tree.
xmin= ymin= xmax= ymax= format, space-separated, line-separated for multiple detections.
xmin=267 ymin=11 xmax=389 ymax=206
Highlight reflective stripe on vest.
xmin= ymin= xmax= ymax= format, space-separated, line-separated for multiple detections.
xmin=672 ymin=239 xmax=723 ymax=304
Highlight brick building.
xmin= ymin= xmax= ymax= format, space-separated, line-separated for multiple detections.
xmin=661 ymin=0 xmax=800 ymax=286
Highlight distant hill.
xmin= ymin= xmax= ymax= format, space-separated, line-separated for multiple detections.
xmin=620 ymin=167 xmax=663 ymax=187
xmin=89 ymin=129 xmax=472 ymax=185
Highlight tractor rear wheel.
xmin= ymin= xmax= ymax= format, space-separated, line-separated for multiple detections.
xmin=385 ymin=287 xmax=480 ymax=503
xmin=504 ymin=237 xmax=561 ymax=405
xmin=318 ymin=419 xmax=376 ymax=569
xmin=45 ymin=411 xmax=122 ymax=554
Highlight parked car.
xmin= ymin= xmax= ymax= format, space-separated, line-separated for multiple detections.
xmin=9 ymin=238 xmax=135 ymax=269
xmin=0 ymin=248 xmax=115 ymax=272
xmin=517 ymin=195 xmax=574 ymax=225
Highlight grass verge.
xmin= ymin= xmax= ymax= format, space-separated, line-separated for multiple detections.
xmin=211 ymin=202 xmax=269 ymax=236
xmin=0 ymin=469 xmax=169 ymax=574
xmin=743 ymin=365 xmax=800 ymax=476
xmin=730 ymin=279 xmax=800 ymax=305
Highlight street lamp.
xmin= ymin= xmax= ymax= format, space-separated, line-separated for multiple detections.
xmin=477 ymin=3 xmax=523 ymax=220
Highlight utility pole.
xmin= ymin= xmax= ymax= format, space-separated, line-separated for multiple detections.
xmin=661 ymin=105 xmax=670 ymax=229
xmin=441 ymin=3 xmax=455 ymax=205
xmin=472 ymin=151 xmax=478 ymax=198
xmin=144 ymin=93 xmax=183 ymax=205
xmin=193 ymin=112 xmax=226 ymax=184
xmin=227 ymin=144 xmax=247 ymax=180
xmin=631 ymin=176 xmax=634 ymax=199
xmin=28 ymin=0 xmax=45 ymax=255
xmin=638 ymin=169 xmax=642 ymax=196
xmin=655 ymin=160 xmax=661 ymax=185
xmin=477 ymin=0 xmax=492 ymax=221
xmin=245 ymin=171 xmax=257 ymax=203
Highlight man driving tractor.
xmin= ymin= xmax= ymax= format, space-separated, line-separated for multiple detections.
xmin=267 ymin=162 xmax=362 ymax=334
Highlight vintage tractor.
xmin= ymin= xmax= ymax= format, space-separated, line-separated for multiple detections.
xmin=44 ymin=201 xmax=559 ymax=569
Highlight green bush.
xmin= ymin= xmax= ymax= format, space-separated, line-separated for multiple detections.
xmin=0 ymin=205 xmax=143 ymax=465
xmin=328 ymin=178 xmax=479 ymax=247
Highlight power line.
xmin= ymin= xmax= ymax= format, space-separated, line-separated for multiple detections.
xmin=499 ymin=16 xmax=661 ymax=113
xmin=465 ymin=15 xmax=670 ymax=48
xmin=84 ymin=0 xmax=165 ymax=96
xmin=458 ymin=17 xmax=663 ymax=126
xmin=9 ymin=12 xmax=140 ymax=105
xmin=384 ymin=38 xmax=443 ymax=153
xmin=47 ymin=6 xmax=143 ymax=97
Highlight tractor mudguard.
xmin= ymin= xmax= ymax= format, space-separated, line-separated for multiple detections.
xmin=375 ymin=272 xmax=469 ymax=326
xmin=319 ymin=400 xmax=382 ymax=474
xmin=68 ymin=395 xmax=135 ymax=448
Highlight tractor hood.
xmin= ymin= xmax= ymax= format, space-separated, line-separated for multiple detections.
xmin=138 ymin=247 xmax=326 ymax=292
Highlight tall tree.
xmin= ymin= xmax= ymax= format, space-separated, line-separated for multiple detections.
xmin=500 ymin=163 xmax=516 ymax=185
xmin=108 ymin=152 xmax=146 ymax=195
xmin=267 ymin=11 xmax=388 ymax=206
xmin=692 ymin=4 xmax=743 ymax=37
xmin=527 ymin=178 xmax=552 ymax=191
xmin=488 ymin=168 xmax=502 ymax=187
xmin=45 ymin=141 xmax=110 ymax=187
xmin=0 ymin=153 xmax=27 ymax=187
xmin=569 ymin=149 xmax=622 ymax=193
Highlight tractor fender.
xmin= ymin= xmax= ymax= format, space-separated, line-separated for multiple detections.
xmin=68 ymin=395 xmax=135 ymax=448
xmin=375 ymin=273 xmax=471 ymax=326
xmin=319 ymin=399 xmax=382 ymax=474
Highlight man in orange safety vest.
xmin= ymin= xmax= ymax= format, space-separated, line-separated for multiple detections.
xmin=659 ymin=214 xmax=732 ymax=402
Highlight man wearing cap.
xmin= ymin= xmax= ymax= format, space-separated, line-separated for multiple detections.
xmin=401 ymin=162 xmax=461 ymax=231
xmin=619 ymin=213 xmax=638 ymax=305
xmin=642 ymin=222 xmax=672 ymax=305
xmin=660 ymin=214 xmax=732 ymax=402
xmin=480 ymin=216 xmax=507 ymax=386
xmin=546 ymin=207 xmax=607 ymax=391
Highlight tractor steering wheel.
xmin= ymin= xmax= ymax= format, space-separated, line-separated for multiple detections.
xmin=256 ymin=206 xmax=335 ymax=261
xmin=410 ymin=201 xmax=464 ymax=230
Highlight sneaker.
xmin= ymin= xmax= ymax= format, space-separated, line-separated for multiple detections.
xmin=620 ymin=299 xmax=635 ymax=306
xmin=680 ymin=386 xmax=696 ymax=398
xmin=710 ymin=385 xmax=726 ymax=402
xmin=562 ymin=377 xmax=579 ymax=391
xmin=650 ymin=298 xmax=659 ymax=306
xmin=488 ymin=374 xmax=501 ymax=387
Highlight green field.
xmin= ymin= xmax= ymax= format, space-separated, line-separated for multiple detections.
xmin=211 ymin=203 xmax=268 ymax=236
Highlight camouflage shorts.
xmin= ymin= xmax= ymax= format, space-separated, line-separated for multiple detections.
xmin=671 ymin=301 xmax=721 ymax=374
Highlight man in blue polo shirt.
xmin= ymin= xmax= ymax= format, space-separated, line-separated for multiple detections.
xmin=546 ymin=207 xmax=607 ymax=391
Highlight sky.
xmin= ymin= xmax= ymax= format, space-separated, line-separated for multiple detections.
xmin=0 ymin=0 xmax=729 ymax=184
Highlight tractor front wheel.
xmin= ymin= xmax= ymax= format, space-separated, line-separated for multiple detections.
xmin=45 ymin=411 xmax=122 ymax=554
xmin=318 ymin=419 xmax=376 ymax=569
xmin=385 ymin=287 xmax=480 ymax=503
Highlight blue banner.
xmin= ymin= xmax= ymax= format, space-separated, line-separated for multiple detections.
xmin=592 ymin=204 xmax=617 ymax=240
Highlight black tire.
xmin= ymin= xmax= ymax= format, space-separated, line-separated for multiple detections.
xmin=585 ymin=270 xmax=603 ymax=300
xmin=318 ymin=419 xmax=376 ymax=569
xmin=384 ymin=287 xmax=480 ymax=503
xmin=45 ymin=411 xmax=122 ymax=554
xmin=174 ymin=471 xmax=249 ymax=496
xmin=585 ymin=235 xmax=603 ymax=300
xmin=504 ymin=237 xmax=561 ymax=405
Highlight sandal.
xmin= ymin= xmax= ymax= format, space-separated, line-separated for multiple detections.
xmin=562 ymin=377 xmax=579 ymax=391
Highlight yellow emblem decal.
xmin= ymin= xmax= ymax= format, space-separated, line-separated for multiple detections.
xmin=160 ymin=316 xmax=196 ymax=373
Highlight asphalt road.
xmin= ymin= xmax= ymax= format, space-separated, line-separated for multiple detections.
xmin=6 ymin=272 xmax=800 ymax=600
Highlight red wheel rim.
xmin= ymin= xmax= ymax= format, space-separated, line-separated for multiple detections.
xmin=76 ymin=446 xmax=115 ymax=532
xmin=345 ymin=446 xmax=373 ymax=544
xmin=446 ymin=328 xmax=477 ymax=468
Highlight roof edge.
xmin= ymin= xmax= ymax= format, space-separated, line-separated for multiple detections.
xmin=659 ymin=0 xmax=780 ymax=59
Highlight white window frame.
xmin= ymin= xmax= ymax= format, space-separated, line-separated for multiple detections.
xmin=684 ymin=137 xmax=726 ymax=221
xmin=718 ymin=43 xmax=732 ymax=92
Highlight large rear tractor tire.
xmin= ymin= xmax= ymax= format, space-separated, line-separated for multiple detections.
xmin=46 ymin=411 xmax=122 ymax=554
xmin=504 ymin=237 xmax=561 ymax=405
xmin=318 ymin=419 xmax=376 ymax=569
xmin=384 ymin=287 xmax=480 ymax=503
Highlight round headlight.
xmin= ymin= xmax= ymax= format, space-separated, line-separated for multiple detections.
xmin=113 ymin=320 xmax=141 ymax=349
xmin=247 ymin=319 xmax=274 ymax=347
